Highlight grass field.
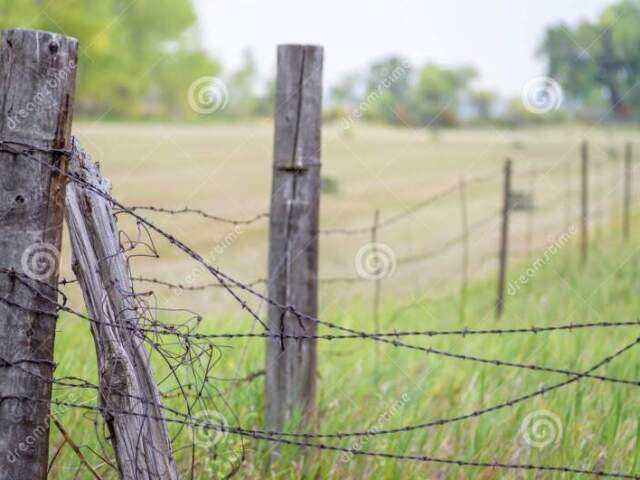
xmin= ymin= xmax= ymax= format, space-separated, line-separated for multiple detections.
xmin=69 ymin=122 xmax=639 ymax=309
xmin=45 ymin=122 xmax=640 ymax=478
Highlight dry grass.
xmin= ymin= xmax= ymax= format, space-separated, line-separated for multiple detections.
xmin=68 ymin=122 xmax=637 ymax=313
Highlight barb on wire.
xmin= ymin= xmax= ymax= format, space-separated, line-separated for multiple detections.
xmin=132 ymin=276 xmax=266 ymax=291
xmin=4 ymin=141 xmax=631 ymax=394
xmin=125 ymin=205 xmax=269 ymax=226
xmin=4 ymin=375 xmax=640 ymax=480
xmin=2 ymin=138 xmax=638 ymax=479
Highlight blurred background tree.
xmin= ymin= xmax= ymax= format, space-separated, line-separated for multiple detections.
xmin=0 ymin=0 xmax=219 ymax=119
xmin=2 ymin=0 xmax=639 ymax=125
xmin=539 ymin=0 xmax=640 ymax=120
xmin=412 ymin=65 xmax=476 ymax=126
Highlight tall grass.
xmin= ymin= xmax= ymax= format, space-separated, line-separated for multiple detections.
xmin=50 ymin=216 xmax=640 ymax=479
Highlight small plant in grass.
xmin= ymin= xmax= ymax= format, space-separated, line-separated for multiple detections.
xmin=321 ymin=176 xmax=340 ymax=195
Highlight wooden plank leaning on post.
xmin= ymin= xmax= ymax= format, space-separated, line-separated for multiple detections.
xmin=0 ymin=29 xmax=77 ymax=480
xmin=495 ymin=158 xmax=512 ymax=319
xmin=623 ymin=142 xmax=632 ymax=241
xmin=65 ymin=143 xmax=178 ymax=479
xmin=265 ymin=45 xmax=323 ymax=431
xmin=581 ymin=141 xmax=589 ymax=263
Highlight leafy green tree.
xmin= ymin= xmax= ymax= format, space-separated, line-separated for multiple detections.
xmin=226 ymin=49 xmax=261 ymax=118
xmin=412 ymin=65 xmax=476 ymax=126
xmin=330 ymin=72 xmax=363 ymax=106
xmin=539 ymin=0 xmax=640 ymax=119
xmin=253 ymin=78 xmax=275 ymax=118
xmin=361 ymin=56 xmax=412 ymax=125
xmin=154 ymin=47 xmax=221 ymax=118
xmin=470 ymin=90 xmax=497 ymax=120
xmin=0 ymin=0 xmax=216 ymax=118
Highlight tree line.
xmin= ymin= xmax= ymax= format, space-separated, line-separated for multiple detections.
xmin=2 ymin=0 xmax=639 ymax=125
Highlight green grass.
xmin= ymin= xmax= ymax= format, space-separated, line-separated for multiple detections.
xmin=49 ymin=211 xmax=640 ymax=479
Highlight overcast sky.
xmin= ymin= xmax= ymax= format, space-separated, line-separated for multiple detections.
xmin=194 ymin=0 xmax=615 ymax=96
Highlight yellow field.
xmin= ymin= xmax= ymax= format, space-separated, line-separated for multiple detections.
xmin=69 ymin=122 xmax=637 ymax=317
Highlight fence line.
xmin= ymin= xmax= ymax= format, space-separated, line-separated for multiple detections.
xmin=1 ymin=31 xmax=639 ymax=479
xmin=2 ymin=132 xmax=638 ymax=479
xmin=126 ymin=205 xmax=270 ymax=225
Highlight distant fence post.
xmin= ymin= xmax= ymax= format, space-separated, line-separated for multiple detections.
xmin=0 ymin=29 xmax=77 ymax=479
xmin=623 ymin=142 xmax=632 ymax=241
xmin=581 ymin=141 xmax=589 ymax=263
xmin=265 ymin=44 xmax=323 ymax=432
xmin=526 ymin=164 xmax=536 ymax=261
xmin=371 ymin=209 xmax=384 ymax=362
xmin=495 ymin=158 xmax=512 ymax=319
xmin=459 ymin=176 xmax=469 ymax=323
xmin=371 ymin=209 xmax=381 ymax=339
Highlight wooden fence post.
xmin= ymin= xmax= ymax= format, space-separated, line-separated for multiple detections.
xmin=371 ymin=210 xmax=381 ymax=331
xmin=526 ymin=164 xmax=536 ymax=261
xmin=623 ymin=142 xmax=632 ymax=241
xmin=495 ymin=158 xmax=512 ymax=319
xmin=459 ymin=176 xmax=469 ymax=324
xmin=0 ymin=29 xmax=77 ymax=480
xmin=581 ymin=141 xmax=589 ymax=263
xmin=371 ymin=209 xmax=381 ymax=363
xmin=265 ymin=44 xmax=323 ymax=432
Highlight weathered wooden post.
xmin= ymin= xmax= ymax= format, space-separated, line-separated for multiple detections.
xmin=623 ymin=142 xmax=632 ymax=241
xmin=66 ymin=144 xmax=178 ymax=480
xmin=526 ymin=164 xmax=536 ymax=261
xmin=459 ymin=176 xmax=469 ymax=323
xmin=563 ymin=158 xmax=573 ymax=272
xmin=371 ymin=209 xmax=381 ymax=332
xmin=371 ymin=209 xmax=381 ymax=364
xmin=0 ymin=29 xmax=77 ymax=479
xmin=495 ymin=159 xmax=512 ymax=319
xmin=265 ymin=44 xmax=323 ymax=431
xmin=581 ymin=141 xmax=589 ymax=263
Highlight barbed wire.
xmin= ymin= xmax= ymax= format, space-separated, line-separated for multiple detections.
xmin=1 ymin=138 xmax=638 ymax=478
xmin=396 ymin=209 xmax=501 ymax=266
xmin=131 ymin=276 xmax=267 ymax=291
xmin=318 ymin=167 xmax=501 ymax=235
xmin=8 ymin=141 xmax=637 ymax=388
xmin=1 ymin=393 xmax=635 ymax=479
xmin=124 ymin=205 xmax=269 ymax=226
xmin=3 ymin=335 xmax=639 ymax=478
xmin=4 ymin=273 xmax=640 ymax=401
